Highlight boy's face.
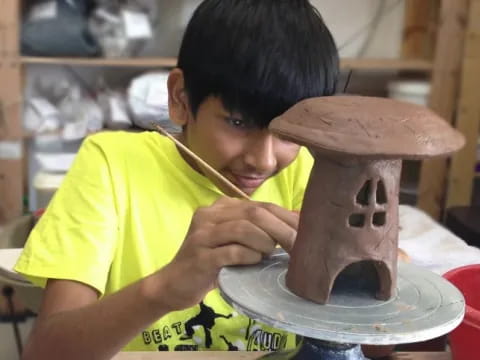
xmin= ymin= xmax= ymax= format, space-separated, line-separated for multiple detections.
xmin=168 ymin=70 xmax=300 ymax=196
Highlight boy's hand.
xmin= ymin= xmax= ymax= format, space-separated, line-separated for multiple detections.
xmin=154 ymin=197 xmax=299 ymax=311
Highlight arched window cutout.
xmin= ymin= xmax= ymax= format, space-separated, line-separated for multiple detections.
xmin=376 ymin=181 xmax=387 ymax=204
xmin=373 ymin=212 xmax=386 ymax=227
xmin=356 ymin=180 xmax=372 ymax=206
xmin=349 ymin=214 xmax=365 ymax=228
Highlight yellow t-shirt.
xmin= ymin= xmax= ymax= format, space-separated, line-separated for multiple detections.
xmin=15 ymin=131 xmax=314 ymax=352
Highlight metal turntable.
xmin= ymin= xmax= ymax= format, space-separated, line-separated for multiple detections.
xmin=218 ymin=249 xmax=465 ymax=359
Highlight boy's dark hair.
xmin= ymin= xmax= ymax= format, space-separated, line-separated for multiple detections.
xmin=177 ymin=0 xmax=339 ymax=128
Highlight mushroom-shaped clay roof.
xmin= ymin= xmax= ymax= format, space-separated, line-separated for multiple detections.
xmin=269 ymin=96 xmax=465 ymax=159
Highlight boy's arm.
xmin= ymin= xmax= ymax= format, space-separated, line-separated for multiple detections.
xmin=22 ymin=197 xmax=298 ymax=360
xmin=22 ymin=276 xmax=173 ymax=360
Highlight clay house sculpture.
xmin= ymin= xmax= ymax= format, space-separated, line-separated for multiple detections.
xmin=269 ymin=96 xmax=465 ymax=305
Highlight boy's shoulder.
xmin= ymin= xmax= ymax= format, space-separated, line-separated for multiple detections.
xmin=85 ymin=130 xmax=153 ymax=147
xmin=76 ymin=131 xmax=165 ymax=168
xmin=82 ymin=130 xmax=167 ymax=157
xmin=79 ymin=130 xmax=180 ymax=174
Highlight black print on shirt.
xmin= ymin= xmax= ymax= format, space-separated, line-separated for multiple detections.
xmin=158 ymin=344 xmax=169 ymax=351
xmin=174 ymin=344 xmax=199 ymax=351
xmin=142 ymin=326 xmax=174 ymax=345
xmin=220 ymin=335 xmax=239 ymax=351
xmin=142 ymin=302 xmax=287 ymax=352
xmin=180 ymin=301 xmax=233 ymax=348
xmin=245 ymin=319 xmax=287 ymax=351
xmin=247 ymin=328 xmax=286 ymax=351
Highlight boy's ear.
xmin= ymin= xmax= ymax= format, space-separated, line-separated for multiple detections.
xmin=168 ymin=68 xmax=191 ymax=126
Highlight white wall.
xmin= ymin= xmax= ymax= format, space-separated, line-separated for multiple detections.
xmin=141 ymin=0 xmax=203 ymax=57
xmin=144 ymin=0 xmax=405 ymax=58
xmin=312 ymin=0 xmax=405 ymax=58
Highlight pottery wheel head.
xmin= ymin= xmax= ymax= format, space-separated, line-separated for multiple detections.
xmin=218 ymin=250 xmax=465 ymax=345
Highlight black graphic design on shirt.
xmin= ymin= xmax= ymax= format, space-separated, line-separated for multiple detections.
xmin=245 ymin=320 xmax=287 ymax=352
xmin=174 ymin=344 xmax=199 ymax=351
xmin=220 ymin=335 xmax=239 ymax=351
xmin=158 ymin=344 xmax=169 ymax=351
xmin=245 ymin=318 xmax=254 ymax=340
xmin=142 ymin=302 xmax=288 ymax=351
xmin=142 ymin=326 xmax=174 ymax=345
xmin=180 ymin=301 xmax=233 ymax=348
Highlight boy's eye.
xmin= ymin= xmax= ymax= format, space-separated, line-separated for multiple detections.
xmin=229 ymin=118 xmax=245 ymax=127
xmin=226 ymin=117 xmax=253 ymax=129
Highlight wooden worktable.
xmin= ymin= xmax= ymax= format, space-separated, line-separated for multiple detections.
xmin=113 ymin=352 xmax=450 ymax=360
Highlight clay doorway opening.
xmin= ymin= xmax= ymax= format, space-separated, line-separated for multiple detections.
xmin=331 ymin=261 xmax=390 ymax=300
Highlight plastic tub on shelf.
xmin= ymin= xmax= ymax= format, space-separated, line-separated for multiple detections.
xmin=388 ymin=80 xmax=431 ymax=106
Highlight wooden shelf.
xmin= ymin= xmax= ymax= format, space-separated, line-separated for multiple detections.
xmin=21 ymin=56 xmax=177 ymax=68
xmin=340 ymin=58 xmax=433 ymax=72
xmin=21 ymin=56 xmax=432 ymax=72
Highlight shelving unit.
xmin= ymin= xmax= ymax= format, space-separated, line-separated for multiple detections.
xmin=0 ymin=0 xmax=478 ymax=223
xmin=0 ymin=0 xmax=23 ymax=223
xmin=21 ymin=56 xmax=433 ymax=72
xmin=21 ymin=56 xmax=178 ymax=68
xmin=340 ymin=58 xmax=432 ymax=72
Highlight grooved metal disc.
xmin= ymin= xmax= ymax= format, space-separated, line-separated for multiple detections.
xmin=218 ymin=250 xmax=465 ymax=345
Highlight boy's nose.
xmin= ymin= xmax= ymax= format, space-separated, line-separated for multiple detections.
xmin=244 ymin=133 xmax=277 ymax=174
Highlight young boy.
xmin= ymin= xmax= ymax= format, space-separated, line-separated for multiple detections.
xmin=15 ymin=0 xmax=339 ymax=358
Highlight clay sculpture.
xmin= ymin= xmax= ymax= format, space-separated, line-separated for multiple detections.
xmin=269 ymin=95 xmax=465 ymax=305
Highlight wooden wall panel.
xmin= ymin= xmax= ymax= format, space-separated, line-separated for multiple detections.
xmin=445 ymin=0 xmax=480 ymax=208
xmin=417 ymin=0 xmax=470 ymax=219
xmin=0 ymin=0 xmax=22 ymax=140
xmin=0 ymin=0 xmax=23 ymax=223
xmin=402 ymin=0 xmax=439 ymax=59
xmin=0 ymin=157 xmax=23 ymax=223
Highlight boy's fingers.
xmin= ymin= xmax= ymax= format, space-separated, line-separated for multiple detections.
xmin=205 ymin=200 xmax=299 ymax=229
xmin=213 ymin=244 xmax=263 ymax=268
xmin=259 ymin=202 xmax=300 ymax=230
xmin=208 ymin=203 xmax=297 ymax=252
xmin=243 ymin=206 xmax=297 ymax=252
xmin=192 ymin=197 xmax=248 ymax=225
xmin=191 ymin=200 xmax=298 ymax=252
xmin=207 ymin=220 xmax=276 ymax=255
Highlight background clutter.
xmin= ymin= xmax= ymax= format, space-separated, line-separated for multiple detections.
xmin=22 ymin=0 xmax=158 ymax=58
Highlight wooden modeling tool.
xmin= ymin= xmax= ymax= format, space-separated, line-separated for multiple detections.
xmin=152 ymin=123 xmax=250 ymax=200
xmin=152 ymin=123 xmax=410 ymax=262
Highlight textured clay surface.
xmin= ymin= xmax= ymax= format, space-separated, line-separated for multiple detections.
xmin=269 ymin=96 xmax=465 ymax=305
xmin=286 ymin=156 xmax=401 ymax=304
xmin=269 ymin=95 xmax=465 ymax=159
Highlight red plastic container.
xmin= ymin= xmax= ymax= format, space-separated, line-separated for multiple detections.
xmin=443 ymin=265 xmax=480 ymax=360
